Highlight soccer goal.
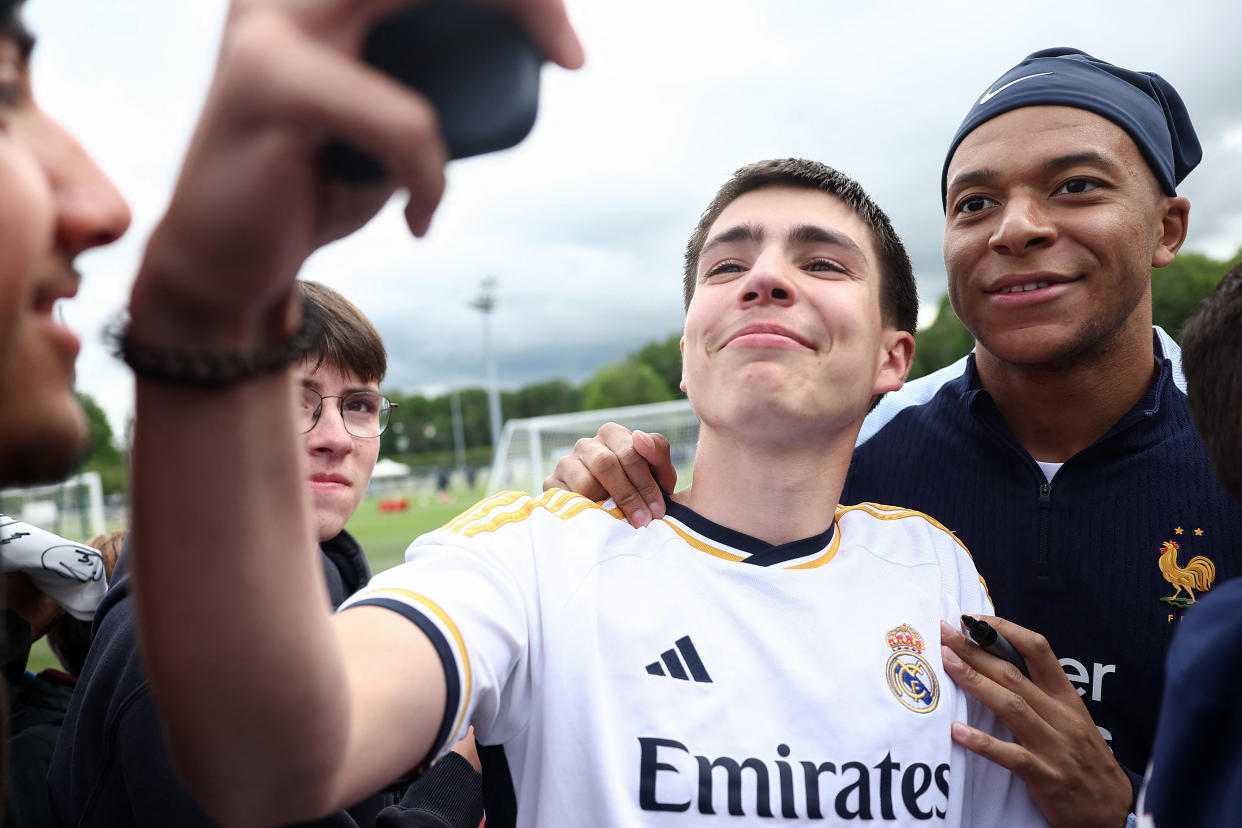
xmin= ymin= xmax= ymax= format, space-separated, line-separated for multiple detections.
xmin=0 ymin=471 xmax=106 ymax=541
xmin=487 ymin=399 xmax=699 ymax=495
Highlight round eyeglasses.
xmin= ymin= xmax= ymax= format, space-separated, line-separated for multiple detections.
xmin=297 ymin=387 xmax=395 ymax=438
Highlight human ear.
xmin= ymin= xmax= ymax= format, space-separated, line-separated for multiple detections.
xmin=1152 ymin=196 xmax=1190 ymax=269
xmin=873 ymin=329 xmax=915 ymax=395
xmin=679 ymin=336 xmax=688 ymax=393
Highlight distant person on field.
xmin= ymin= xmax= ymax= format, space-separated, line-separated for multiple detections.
xmin=49 ymin=281 xmax=481 ymax=828
xmin=1138 ymin=261 xmax=1242 ymax=826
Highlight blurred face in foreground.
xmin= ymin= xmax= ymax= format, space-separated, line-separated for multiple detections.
xmin=297 ymin=360 xmax=383 ymax=543
xmin=681 ymin=186 xmax=911 ymax=440
xmin=0 ymin=19 xmax=131 ymax=484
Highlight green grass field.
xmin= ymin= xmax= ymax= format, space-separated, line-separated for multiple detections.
xmin=344 ymin=488 xmax=491 ymax=572
xmin=22 ymin=488 xmax=496 ymax=677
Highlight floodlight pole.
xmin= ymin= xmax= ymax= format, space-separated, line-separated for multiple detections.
xmin=450 ymin=388 xmax=467 ymax=473
xmin=469 ymin=276 xmax=503 ymax=452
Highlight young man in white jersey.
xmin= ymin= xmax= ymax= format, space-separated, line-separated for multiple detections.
xmin=128 ymin=157 xmax=1042 ymax=826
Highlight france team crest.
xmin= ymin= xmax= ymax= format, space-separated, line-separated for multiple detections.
xmin=885 ymin=624 xmax=939 ymax=714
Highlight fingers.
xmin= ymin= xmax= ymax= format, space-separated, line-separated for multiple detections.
xmin=953 ymin=616 xmax=1080 ymax=720
xmin=223 ymin=15 xmax=449 ymax=233
xmin=543 ymin=424 xmax=666 ymax=527
xmin=942 ymin=619 xmax=1031 ymax=688
xmin=496 ymin=0 xmax=585 ymax=68
xmin=940 ymin=622 xmax=1059 ymax=751
xmin=940 ymin=630 xmax=1046 ymax=735
xmin=303 ymin=0 xmax=584 ymax=71
xmin=941 ymin=620 xmax=1135 ymax=826
xmin=977 ymin=616 xmax=1077 ymax=695
xmin=544 ymin=453 xmax=610 ymax=501
xmin=949 ymin=689 xmax=1133 ymax=827
xmin=578 ymin=428 xmax=652 ymax=526
xmin=209 ymin=0 xmax=584 ymax=246
xmin=598 ymin=423 xmax=668 ymax=524
xmin=632 ymin=430 xmax=677 ymax=502
xmin=950 ymin=721 xmax=1043 ymax=780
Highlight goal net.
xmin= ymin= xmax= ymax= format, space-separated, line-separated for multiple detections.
xmin=0 ymin=471 xmax=106 ymax=542
xmin=487 ymin=399 xmax=699 ymax=495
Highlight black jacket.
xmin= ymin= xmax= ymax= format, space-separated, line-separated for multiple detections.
xmin=48 ymin=532 xmax=481 ymax=828
xmin=5 ymin=611 xmax=75 ymax=828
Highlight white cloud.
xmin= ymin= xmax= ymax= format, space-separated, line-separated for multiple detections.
xmin=22 ymin=0 xmax=1242 ymax=436
xmin=1223 ymin=124 xmax=1242 ymax=152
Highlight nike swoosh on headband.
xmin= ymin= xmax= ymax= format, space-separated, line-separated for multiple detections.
xmin=978 ymin=71 xmax=1054 ymax=105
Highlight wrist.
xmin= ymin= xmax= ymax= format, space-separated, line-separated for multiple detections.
xmin=129 ymin=243 xmax=301 ymax=353
xmin=116 ymin=285 xmax=310 ymax=390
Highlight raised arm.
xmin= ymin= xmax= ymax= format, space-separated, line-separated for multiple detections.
xmin=126 ymin=1 xmax=581 ymax=823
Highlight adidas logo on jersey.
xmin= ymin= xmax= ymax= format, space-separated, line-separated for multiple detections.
xmin=645 ymin=635 xmax=712 ymax=683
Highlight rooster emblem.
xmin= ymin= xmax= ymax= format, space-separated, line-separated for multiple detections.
xmin=1158 ymin=540 xmax=1215 ymax=607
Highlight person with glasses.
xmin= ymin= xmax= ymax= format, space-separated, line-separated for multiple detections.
xmin=48 ymin=281 xmax=482 ymax=828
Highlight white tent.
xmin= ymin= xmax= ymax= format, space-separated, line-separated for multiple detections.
xmin=370 ymin=458 xmax=412 ymax=479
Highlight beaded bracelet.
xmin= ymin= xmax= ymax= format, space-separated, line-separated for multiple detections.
xmin=106 ymin=299 xmax=314 ymax=389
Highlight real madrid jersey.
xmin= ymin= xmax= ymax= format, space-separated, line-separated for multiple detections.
xmin=342 ymin=489 xmax=1044 ymax=827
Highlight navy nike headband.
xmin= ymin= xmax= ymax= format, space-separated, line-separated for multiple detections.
xmin=941 ymin=47 xmax=1201 ymax=208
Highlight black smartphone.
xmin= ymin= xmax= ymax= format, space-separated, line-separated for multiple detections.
xmin=321 ymin=0 xmax=544 ymax=183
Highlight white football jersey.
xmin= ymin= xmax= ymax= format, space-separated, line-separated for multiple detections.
xmin=342 ymin=489 xmax=1044 ymax=827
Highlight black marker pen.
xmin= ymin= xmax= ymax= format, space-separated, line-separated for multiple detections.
xmin=960 ymin=615 xmax=1030 ymax=678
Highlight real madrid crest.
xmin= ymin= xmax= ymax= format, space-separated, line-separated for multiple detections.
xmin=885 ymin=624 xmax=939 ymax=714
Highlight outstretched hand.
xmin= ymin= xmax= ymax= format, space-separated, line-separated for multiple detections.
xmin=131 ymin=0 xmax=583 ymax=339
xmin=940 ymin=617 xmax=1132 ymax=828
xmin=544 ymin=423 xmax=677 ymax=526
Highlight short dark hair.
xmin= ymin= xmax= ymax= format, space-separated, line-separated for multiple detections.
xmin=299 ymin=281 xmax=387 ymax=385
xmin=1 ymin=1 xmax=22 ymax=28
xmin=682 ymin=158 xmax=918 ymax=336
xmin=1181 ymin=261 xmax=1242 ymax=504
xmin=1 ymin=3 xmax=35 ymax=64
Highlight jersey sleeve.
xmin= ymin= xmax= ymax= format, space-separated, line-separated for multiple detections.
xmin=339 ymin=505 xmax=545 ymax=760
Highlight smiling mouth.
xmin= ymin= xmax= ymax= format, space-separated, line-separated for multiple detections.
xmin=997 ymin=281 xmax=1055 ymax=294
xmin=724 ymin=324 xmax=812 ymax=349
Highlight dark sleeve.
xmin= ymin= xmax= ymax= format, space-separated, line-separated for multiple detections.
xmin=376 ymin=752 xmax=484 ymax=828
xmin=117 ymin=691 xmax=369 ymax=827
xmin=7 ymin=720 xmax=60 ymax=828
xmin=114 ymin=689 xmax=222 ymax=827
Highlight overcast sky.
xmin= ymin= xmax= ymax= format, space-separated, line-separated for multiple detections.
xmin=26 ymin=0 xmax=1242 ymax=436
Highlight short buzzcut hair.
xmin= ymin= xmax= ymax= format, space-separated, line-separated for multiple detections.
xmin=682 ymin=159 xmax=918 ymax=336
xmin=299 ymin=280 xmax=387 ymax=385
xmin=1181 ymin=261 xmax=1242 ymax=504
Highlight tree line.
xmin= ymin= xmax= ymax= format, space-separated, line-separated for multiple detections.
xmin=76 ymin=248 xmax=1242 ymax=491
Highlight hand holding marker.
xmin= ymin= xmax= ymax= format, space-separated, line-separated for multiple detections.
xmin=961 ymin=615 xmax=1030 ymax=678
